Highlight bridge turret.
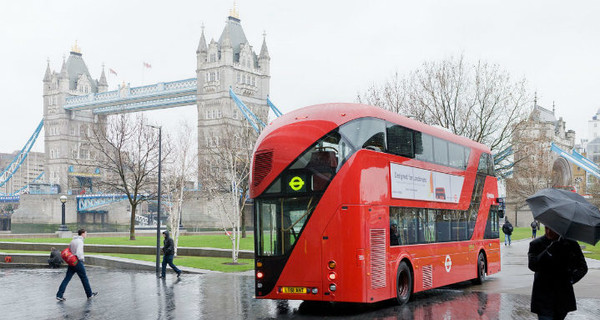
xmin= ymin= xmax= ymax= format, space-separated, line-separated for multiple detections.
xmin=58 ymin=57 xmax=69 ymax=92
xmin=196 ymin=25 xmax=207 ymax=67
xmin=98 ymin=66 xmax=108 ymax=93
xmin=259 ymin=32 xmax=270 ymax=76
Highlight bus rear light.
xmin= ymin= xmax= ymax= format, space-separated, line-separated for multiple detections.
xmin=256 ymin=271 xmax=264 ymax=279
xmin=257 ymin=282 xmax=263 ymax=289
xmin=256 ymin=261 xmax=263 ymax=267
xmin=329 ymin=284 xmax=337 ymax=291
xmin=311 ymin=288 xmax=318 ymax=294
xmin=328 ymin=272 xmax=337 ymax=280
xmin=328 ymin=260 xmax=336 ymax=269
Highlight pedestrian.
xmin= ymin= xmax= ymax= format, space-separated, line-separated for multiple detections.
xmin=160 ymin=230 xmax=182 ymax=278
xmin=528 ymin=225 xmax=588 ymax=320
xmin=531 ymin=220 xmax=539 ymax=239
xmin=56 ymin=228 xmax=98 ymax=301
xmin=502 ymin=219 xmax=513 ymax=246
xmin=48 ymin=247 xmax=62 ymax=268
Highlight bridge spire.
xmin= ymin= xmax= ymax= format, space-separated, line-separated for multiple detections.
xmin=229 ymin=1 xmax=240 ymax=20
xmin=197 ymin=23 xmax=207 ymax=54
xmin=43 ymin=58 xmax=52 ymax=82
xmin=259 ymin=31 xmax=270 ymax=59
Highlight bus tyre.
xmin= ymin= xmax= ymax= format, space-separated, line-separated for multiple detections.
xmin=395 ymin=261 xmax=413 ymax=305
xmin=473 ymin=252 xmax=486 ymax=285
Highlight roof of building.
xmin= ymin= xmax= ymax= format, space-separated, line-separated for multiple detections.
xmin=218 ymin=16 xmax=256 ymax=64
xmin=530 ymin=104 xmax=556 ymax=123
xmin=65 ymin=51 xmax=97 ymax=92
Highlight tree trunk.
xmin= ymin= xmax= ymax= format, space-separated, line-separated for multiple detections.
xmin=241 ymin=202 xmax=246 ymax=238
xmin=129 ymin=203 xmax=137 ymax=240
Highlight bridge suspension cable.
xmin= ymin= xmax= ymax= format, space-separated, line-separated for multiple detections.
xmin=0 ymin=119 xmax=44 ymax=188
xmin=267 ymin=95 xmax=282 ymax=117
xmin=229 ymin=87 xmax=266 ymax=133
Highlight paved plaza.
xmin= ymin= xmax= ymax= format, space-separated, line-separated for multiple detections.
xmin=1 ymin=238 xmax=600 ymax=319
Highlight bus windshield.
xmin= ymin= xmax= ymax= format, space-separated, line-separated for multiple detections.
xmin=256 ymin=196 xmax=317 ymax=256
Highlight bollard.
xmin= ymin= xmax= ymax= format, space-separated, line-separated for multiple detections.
xmin=4 ymin=256 xmax=12 ymax=263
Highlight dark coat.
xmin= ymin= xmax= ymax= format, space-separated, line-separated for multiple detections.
xmin=162 ymin=231 xmax=175 ymax=256
xmin=48 ymin=249 xmax=62 ymax=268
xmin=528 ymin=236 xmax=588 ymax=316
xmin=502 ymin=221 xmax=513 ymax=235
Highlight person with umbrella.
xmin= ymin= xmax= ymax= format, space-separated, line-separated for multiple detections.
xmin=526 ymin=188 xmax=595 ymax=320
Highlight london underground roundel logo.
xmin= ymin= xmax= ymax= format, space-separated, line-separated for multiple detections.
xmin=289 ymin=176 xmax=305 ymax=191
xmin=444 ymin=255 xmax=452 ymax=272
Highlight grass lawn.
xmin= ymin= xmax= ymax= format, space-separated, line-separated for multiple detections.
xmin=1 ymin=234 xmax=254 ymax=251
xmin=1 ymin=249 xmax=254 ymax=273
xmin=501 ymin=227 xmax=534 ymax=243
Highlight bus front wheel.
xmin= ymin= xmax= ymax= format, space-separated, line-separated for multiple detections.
xmin=395 ymin=261 xmax=413 ymax=305
xmin=473 ymin=252 xmax=486 ymax=284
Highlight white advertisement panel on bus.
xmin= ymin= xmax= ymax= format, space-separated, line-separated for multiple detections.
xmin=390 ymin=162 xmax=464 ymax=203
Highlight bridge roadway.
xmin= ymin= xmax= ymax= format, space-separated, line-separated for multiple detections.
xmin=1 ymin=238 xmax=599 ymax=319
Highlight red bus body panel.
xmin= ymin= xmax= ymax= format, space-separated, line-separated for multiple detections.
xmin=252 ymin=103 xmax=500 ymax=303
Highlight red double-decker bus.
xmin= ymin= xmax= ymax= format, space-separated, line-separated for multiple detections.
xmin=251 ymin=103 xmax=501 ymax=304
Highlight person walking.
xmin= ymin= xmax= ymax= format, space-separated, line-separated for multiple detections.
xmin=531 ymin=220 xmax=539 ymax=239
xmin=528 ymin=225 xmax=588 ymax=320
xmin=160 ymin=230 xmax=181 ymax=278
xmin=502 ymin=219 xmax=513 ymax=246
xmin=48 ymin=247 xmax=62 ymax=268
xmin=56 ymin=229 xmax=98 ymax=301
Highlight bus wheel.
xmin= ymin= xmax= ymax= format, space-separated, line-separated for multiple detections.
xmin=473 ymin=252 xmax=486 ymax=284
xmin=395 ymin=261 xmax=413 ymax=305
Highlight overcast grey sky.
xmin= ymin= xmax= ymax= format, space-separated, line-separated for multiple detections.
xmin=1 ymin=0 xmax=599 ymax=153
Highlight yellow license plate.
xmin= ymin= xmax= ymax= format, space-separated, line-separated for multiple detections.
xmin=281 ymin=287 xmax=308 ymax=294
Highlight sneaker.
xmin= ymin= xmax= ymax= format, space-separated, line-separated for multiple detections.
xmin=56 ymin=296 xmax=66 ymax=302
xmin=88 ymin=292 xmax=98 ymax=299
xmin=159 ymin=275 xmax=166 ymax=279
xmin=177 ymin=271 xmax=182 ymax=278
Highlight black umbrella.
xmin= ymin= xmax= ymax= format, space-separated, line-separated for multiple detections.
xmin=526 ymin=188 xmax=600 ymax=245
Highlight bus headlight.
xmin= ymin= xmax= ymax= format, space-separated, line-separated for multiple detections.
xmin=311 ymin=288 xmax=318 ymax=294
xmin=328 ymin=272 xmax=337 ymax=280
xmin=329 ymin=284 xmax=337 ymax=291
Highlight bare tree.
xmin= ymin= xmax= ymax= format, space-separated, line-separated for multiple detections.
xmin=163 ymin=121 xmax=197 ymax=256
xmin=200 ymin=123 xmax=254 ymax=263
xmin=357 ymin=55 xmax=530 ymax=155
xmin=86 ymin=114 xmax=168 ymax=240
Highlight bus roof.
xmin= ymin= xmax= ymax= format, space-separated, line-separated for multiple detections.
xmin=260 ymin=103 xmax=491 ymax=152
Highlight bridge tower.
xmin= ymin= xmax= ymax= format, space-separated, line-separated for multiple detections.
xmin=42 ymin=43 xmax=107 ymax=194
xmin=196 ymin=8 xmax=270 ymax=178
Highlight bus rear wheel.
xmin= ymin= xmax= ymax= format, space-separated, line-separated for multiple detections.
xmin=473 ymin=252 xmax=486 ymax=284
xmin=395 ymin=261 xmax=413 ymax=305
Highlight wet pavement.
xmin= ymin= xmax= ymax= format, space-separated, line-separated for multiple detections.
xmin=1 ymin=239 xmax=600 ymax=319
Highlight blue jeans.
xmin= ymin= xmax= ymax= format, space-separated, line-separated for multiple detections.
xmin=161 ymin=254 xmax=181 ymax=277
xmin=56 ymin=261 xmax=93 ymax=298
xmin=505 ymin=234 xmax=511 ymax=245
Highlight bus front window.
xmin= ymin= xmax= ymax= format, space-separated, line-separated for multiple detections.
xmin=256 ymin=196 xmax=317 ymax=257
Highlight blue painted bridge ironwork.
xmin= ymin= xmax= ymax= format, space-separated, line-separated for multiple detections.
xmin=77 ymin=194 xmax=129 ymax=212
xmin=64 ymin=78 xmax=197 ymax=114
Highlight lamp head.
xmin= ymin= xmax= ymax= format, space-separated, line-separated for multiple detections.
xmin=60 ymin=195 xmax=67 ymax=203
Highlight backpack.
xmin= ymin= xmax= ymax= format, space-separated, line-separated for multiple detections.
xmin=531 ymin=221 xmax=537 ymax=229
xmin=61 ymin=247 xmax=78 ymax=267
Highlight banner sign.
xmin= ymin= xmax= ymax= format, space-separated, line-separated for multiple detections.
xmin=390 ymin=163 xmax=464 ymax=203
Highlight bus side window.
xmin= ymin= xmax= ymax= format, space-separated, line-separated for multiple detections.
xmin=386 ymin=123 xmax=414 ymax=158
xmin=433 ymin=137 xmax=449 ymax=166
xmin=477 ymin=153 xmax=489 ymax=174
xmin=415 ymin=132 xmax=433 ymax=162
xmin=340 ymin=118 xmax=386 ymax=152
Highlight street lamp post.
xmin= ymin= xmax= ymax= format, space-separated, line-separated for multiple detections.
xmin=149 ymin=125 xmax=162 ymax=276
xmin=58 ymin=195 xmax=68 ymax=231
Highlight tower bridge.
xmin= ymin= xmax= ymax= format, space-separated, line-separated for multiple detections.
xmin=9 ymin=9 xmax=270 ymax=230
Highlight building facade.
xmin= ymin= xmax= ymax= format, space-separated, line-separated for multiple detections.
xmin=42 ymin=43 xmax=107 ymax=195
